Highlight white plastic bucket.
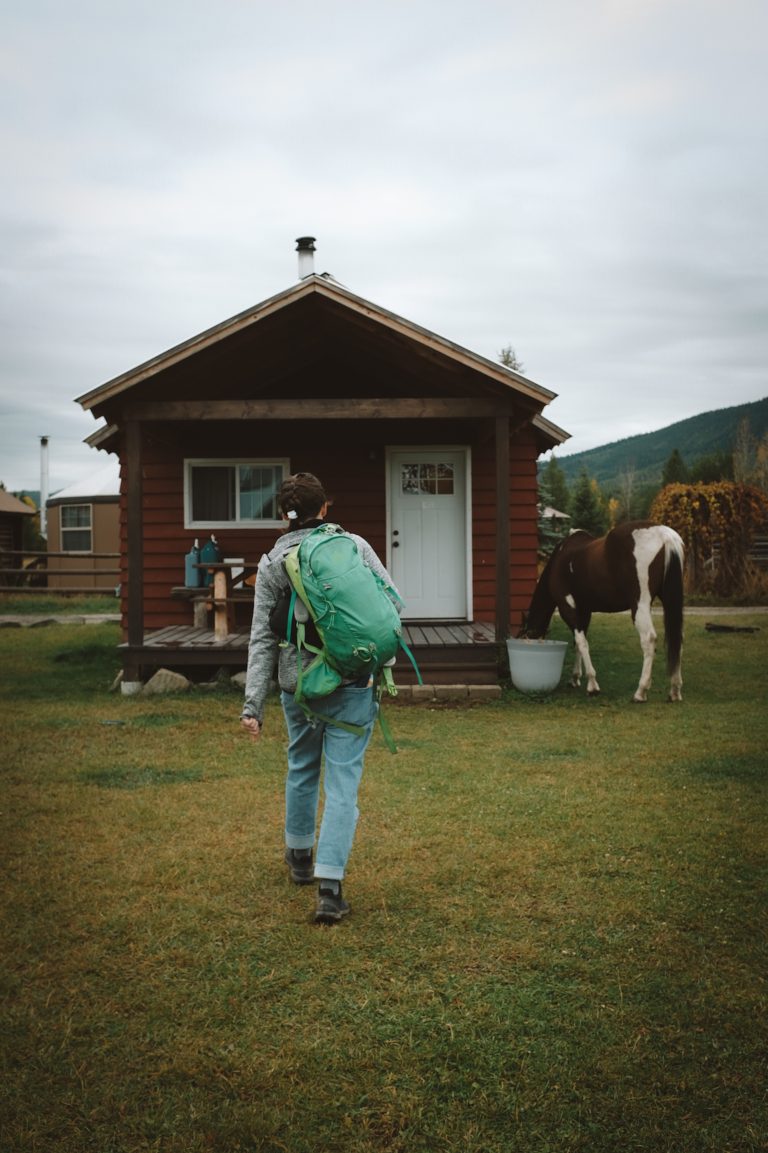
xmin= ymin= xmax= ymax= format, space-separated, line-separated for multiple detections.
xmin=506 ymin=638 xmax=568 ymax=693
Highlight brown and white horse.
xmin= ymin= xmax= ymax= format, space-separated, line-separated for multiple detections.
xmin=522 ymin=522 xmax=685 ymax=702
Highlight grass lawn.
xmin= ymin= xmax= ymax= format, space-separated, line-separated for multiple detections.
xmin=1 ymin=613 xmax=766 ymax=1152
xmin=0 ymin=593 xmax=119 ymax=615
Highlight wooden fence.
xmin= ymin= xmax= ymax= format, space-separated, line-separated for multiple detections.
xmin=0 ymin=550 xmax=120 ymax=595
xmin=3 ymin=536 xmax=765 ymax=599
xmin=750 ymin=534 xmax=768 ymax=569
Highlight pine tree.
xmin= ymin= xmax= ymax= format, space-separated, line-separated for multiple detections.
xmin=540 ymin=456 xmax=570 ymax=514
xmin=661 ymin=449 xmax=689 ymax=487
xmin=689 ymin=451 xmax=733 ymax=483
xmin=569 ymin=468 xmax=609 ymax=535
xmin=498 ymin=345 xmax=524 ymax=372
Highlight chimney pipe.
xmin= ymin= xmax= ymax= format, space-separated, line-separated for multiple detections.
xmin=296 ymin=236 xmax=316 ymax=279
xmin=39 ymin=435 xmax=49 ymax=539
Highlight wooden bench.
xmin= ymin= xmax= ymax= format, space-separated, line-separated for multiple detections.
xmin=172 ymin=563 xmax=256 ymax=640
xmin=171 ymin=586 xmax=216 ymax=629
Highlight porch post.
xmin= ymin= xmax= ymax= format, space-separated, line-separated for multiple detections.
xmin=495 ymin=416 xmax=510 ymax=643
xmin=125 ymin=420 xmax=144 ymax=678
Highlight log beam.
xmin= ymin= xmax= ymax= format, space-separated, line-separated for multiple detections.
xmin=495 ymin=416 xmax=511 ymax=644
xmin=124 ymin=397 xmax=529 ymax=421
xmin=125 ymin=421 xmax=144 ymax=674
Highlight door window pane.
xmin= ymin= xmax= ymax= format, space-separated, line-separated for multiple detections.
xmin=401 ymin=464 xmax=420 ymax=494
xmin=401 ymin=462 xmax=454 ymax=496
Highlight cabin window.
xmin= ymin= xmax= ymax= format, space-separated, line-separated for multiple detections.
xmin=184 ymin=459 xmax=288 ymax=528
xmin=60 ymin=504 xmax=93 ymax=552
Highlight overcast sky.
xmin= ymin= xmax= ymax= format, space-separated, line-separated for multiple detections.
xmin=1 ymin=0 xmax=766 ymax=495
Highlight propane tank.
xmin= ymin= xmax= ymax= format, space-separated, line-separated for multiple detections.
xmin=199 ymin=534 xmax=222 ymax=587
xmin=185 ymin=538 xmax=201 ymax=587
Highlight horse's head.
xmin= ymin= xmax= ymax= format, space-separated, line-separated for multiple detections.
xmin=521 ymin=564 xmax=556 ymax=638
xmin=518 ymin=606 xmax=547 ymax=640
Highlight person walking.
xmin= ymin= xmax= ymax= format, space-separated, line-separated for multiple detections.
xmin=240 ymin=472 xmax=401 ymax=924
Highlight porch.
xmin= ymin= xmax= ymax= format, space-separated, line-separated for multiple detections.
xmin=118 ymin=620 xmax=502 ymax=685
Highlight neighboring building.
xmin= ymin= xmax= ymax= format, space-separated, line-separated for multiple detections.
xmin=0 ymin=490 xmax=35 ymax=555
xmin=46 ymin=461 xmax=121 ymax=591
xmin=75 ymin=239 xmax=569 ymax=681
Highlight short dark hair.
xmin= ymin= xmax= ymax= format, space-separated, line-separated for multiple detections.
xmin=278 ymin=472 xmax=328 ymax=525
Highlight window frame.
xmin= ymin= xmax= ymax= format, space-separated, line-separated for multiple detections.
xmin=183 ymin=458 xmax=290 ymax=530
xmin=60 ymin=503 xmax=93 ymax=554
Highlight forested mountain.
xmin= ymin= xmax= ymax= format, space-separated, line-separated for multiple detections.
xmin=549 ymin=396 xmax=768 ymax=494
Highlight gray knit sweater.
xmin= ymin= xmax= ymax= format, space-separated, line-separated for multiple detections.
xmin=242 ymin=524 xmax=401 ymax=723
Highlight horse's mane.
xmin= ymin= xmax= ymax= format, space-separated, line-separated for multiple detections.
xmin=523 ymin=530 xmax=595 ymax=636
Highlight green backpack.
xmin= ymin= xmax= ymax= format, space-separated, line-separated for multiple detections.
xmin=281 ymin=523 xmax=421 ymax=749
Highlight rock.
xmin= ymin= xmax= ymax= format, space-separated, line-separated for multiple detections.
xmin=142 ymin=668 xmax=191 ymax=695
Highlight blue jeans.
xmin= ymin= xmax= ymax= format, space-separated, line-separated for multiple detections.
xmin=281 ymin=685 xmax=377 ymax=881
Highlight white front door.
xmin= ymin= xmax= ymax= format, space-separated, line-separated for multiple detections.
xmin=387 ymin=448 xmax=470 ymax=619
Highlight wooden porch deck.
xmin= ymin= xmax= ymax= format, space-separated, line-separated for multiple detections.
xmin=120 ymin=620 xmax=502 ymax=685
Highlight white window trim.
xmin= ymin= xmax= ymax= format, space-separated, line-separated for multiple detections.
xmin=60 ymin=503 xmax=93 ymax=554
xmin=183 ymin=458 xmax=290 ymax=530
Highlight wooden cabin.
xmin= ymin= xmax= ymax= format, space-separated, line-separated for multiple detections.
xmin=0 ymin=490 xmax=35 ymax=555
xmin=76 ymin=240 xmax=568 ymax=685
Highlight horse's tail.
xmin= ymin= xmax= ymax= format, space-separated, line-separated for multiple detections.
xmin=661 ymin=531 xmax=684 ymax=674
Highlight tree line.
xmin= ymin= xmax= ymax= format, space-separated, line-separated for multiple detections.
xmin=497 ymin=346 xmax=768 ymax=594
xmin=537 ymin=419 xmax=768 ymax=597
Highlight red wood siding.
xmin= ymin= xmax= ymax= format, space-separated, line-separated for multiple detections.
xmin=471 ymin=425 xmax=539 ymax=630
xmin=119 ymin=417 xmax=541 ymax=634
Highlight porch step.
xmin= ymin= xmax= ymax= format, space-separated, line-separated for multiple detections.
xmin=395 ymin=619 xmax=500 ymax=686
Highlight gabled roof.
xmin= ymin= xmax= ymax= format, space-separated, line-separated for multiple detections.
xmin=532 ymin=413 xmax=571 ymax=453
xmin=77 ymin=274 xmax=557 ymax=415
xmin=0 ymin=491 xmax=35 ymax=516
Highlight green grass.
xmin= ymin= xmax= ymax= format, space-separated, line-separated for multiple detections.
xmin=1 ymin=616 xmax=767 ymax=1152
xmin=0 ymin=593 xmax=119 ymax=615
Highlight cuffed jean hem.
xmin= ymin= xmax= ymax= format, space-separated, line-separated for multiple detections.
xmin=314 ymin=864 xmax=345 ymax=882
xmin=285 ymin=835 xmax=315 ymax=851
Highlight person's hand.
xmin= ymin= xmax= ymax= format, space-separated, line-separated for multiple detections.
xmin=241 ymin=716 xmax=262 ymax=741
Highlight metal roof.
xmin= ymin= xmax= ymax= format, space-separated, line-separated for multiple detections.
xmin=46 ymin=460 xmax=120 ymax=504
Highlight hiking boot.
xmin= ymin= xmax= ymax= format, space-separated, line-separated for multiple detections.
xmin=314 ymin=880 xmax=350 ymax=924
xmin=284 ymin=847 xmax=314 ymax=885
